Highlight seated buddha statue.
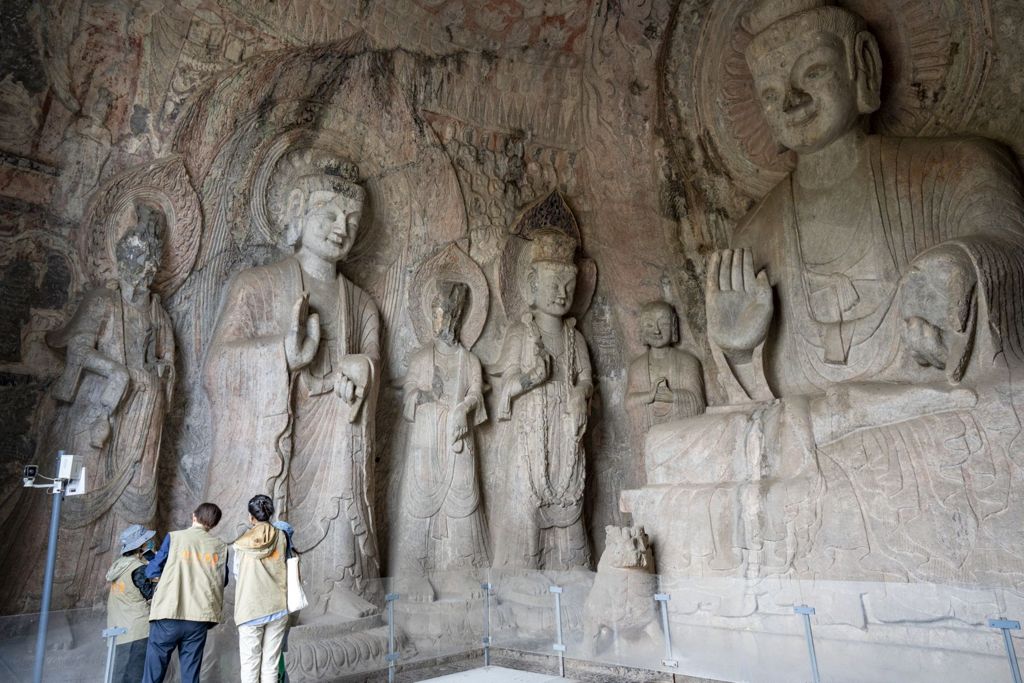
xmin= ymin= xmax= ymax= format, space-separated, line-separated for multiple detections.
xmin=622 ymin=0 xmax=1024 ymax=584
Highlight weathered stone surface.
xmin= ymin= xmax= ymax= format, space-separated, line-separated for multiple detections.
xmin=392 ymin=259 xmax=490 ymax=602
xmin=624 ymin=0 xmax=1024 ymax=589
xmin=0 ymin=204 xmax=173 ymax=613
xmin=2 ymin=0 xmax=1024 ymax=678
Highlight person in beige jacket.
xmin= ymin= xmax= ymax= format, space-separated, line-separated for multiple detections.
xmin=232 ymin=494 xmax=289 ymax=683
xmin=143 ymin=503 xmax=228 ymax=683
xmin=106 ymin=524 xmax=158 ymax=682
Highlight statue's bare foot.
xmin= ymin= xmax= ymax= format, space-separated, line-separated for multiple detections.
xmin=503 ymin=572 xmax=550 ymax=597
xmin=326 ymin=586 xmax=377 ymax=620
xmin=396 ymin=575 xmax=436 ymax=603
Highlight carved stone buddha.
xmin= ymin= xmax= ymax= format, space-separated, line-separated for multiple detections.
xmin=623 ymin=0 xmax=1024 ymax=584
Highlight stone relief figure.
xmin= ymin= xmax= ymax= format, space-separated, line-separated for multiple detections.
xmin=204 ymin=153 xmax=381 ymax=620
xmin=582 ymin=526 xmax=659 ymax=658
xmin=623 ymin=0 xmax=1024 ymax=583
xmin=0 ymin=204 xmax=174 ymax=611
xmin=392 ymin=280 xmax=489 ymax=601
xmin=493 ymin=228 xmax=594 ymax=571
xmin=626 ymin=301 xmax=705 ymax=433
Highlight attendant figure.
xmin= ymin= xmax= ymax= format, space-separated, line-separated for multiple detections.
xmin=493 ymin=228 xmax=594 ymax=570
xmin=0 ymin=204 xmax=175 ymax=612
xmin=106 ymin=524 xmax=158 ymax=683
xmin=233 ymin=495 xmax=289 ymax=683
xmin=393 ymin=281 xmax=488 ymax=600
xmin=143 ymin=503 xmax=227 ymax=683
xmin=626 ymin=301 xmax=705 ymax=433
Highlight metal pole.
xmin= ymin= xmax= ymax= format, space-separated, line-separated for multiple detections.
xmin=385 ymin=592 xmax=399 ymax=683
xmin=102 ymin=627 xmax=127 ymax=683
xmin=481 ymin=582 xmax=493 ymax=667
xmin=32 ymin=451 xmax=66 ymax=683
xmin=654 ymin=593 xmax=678 ymax=668
xmin=988 ymin=619 xmax=1023 ymax=683
xmin=794 ymin=605 xmax=821 ymax=683
xmin=549 ymin=586 xmax=565 ymax=678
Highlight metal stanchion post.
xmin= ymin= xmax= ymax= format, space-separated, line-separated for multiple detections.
xmin=102 ymin=627 xmax=127 ymax=683
xmin=481 ymin=582 xmax=493 ymax=667
xmin=793 ymin=605 xmax=821 ymax=683
xmin=386 ymin=593 xmax=399 ymax=683
xmin=654 ymin=593 xmax=678 ymax=668
xmin=32 ymin=451 xmax=67 ymax=683
xmin=549 ymin=586 xmax=565 ymax=678
xmin=988 ymin=618 xmax=1023 ymax=683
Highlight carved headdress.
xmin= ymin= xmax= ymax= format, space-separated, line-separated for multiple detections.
xmin=274 ymin=148 xmax=365 ymax=247
xmin=743 ymin=0 xmax=867 ymax=63
xmin=529 ymin=227 xmax=577 ymax=267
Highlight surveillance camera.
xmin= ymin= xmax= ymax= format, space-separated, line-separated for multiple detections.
xmin=22 ymin=465 xmax=38 ymax=487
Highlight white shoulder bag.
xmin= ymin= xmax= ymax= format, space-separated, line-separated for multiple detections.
xmin=286 ymin=555 xmax=308 ymax=613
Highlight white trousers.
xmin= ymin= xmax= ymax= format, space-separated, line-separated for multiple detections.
xmin=238 ymin=615 xmax=288 ymax=683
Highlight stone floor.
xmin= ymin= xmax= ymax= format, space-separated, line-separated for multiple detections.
xmin=418 ymin=666 xmax=574 ymax=682
xmin=351 ymin=648 xmax=721 ymax=682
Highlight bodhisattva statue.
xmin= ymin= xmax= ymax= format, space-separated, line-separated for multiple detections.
xmin=1 ymin=204 xmax=174 ymax=611
xmin=392 ymin=280 xmax=488 ymax=601
xmin=623 ymin=0 xmax=1024 ymax=582
xmin=626 ymin=301 xmax=705 ymax=433
xmin=493 ymin=228 xmax=594 ymax=571
xmin=205 ymin=158 xmax=381 ymax=619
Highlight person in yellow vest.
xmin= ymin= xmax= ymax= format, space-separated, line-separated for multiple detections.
xmin=233 ymin=494 xmax=289 ymax=683
xmin=106 ymin=524 xmax=158 ymax=682
xmin=142 ymin=502 xmax=228 ymax=683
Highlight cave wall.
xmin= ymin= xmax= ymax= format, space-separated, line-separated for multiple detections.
xmin=1 ymin=0 xmax=1023 ymax=609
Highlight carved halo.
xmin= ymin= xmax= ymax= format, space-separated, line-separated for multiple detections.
xmin=498 ymin=190 xmax=597 ymax=322
xmin=409 ymin=242 xmax=489 ymax=349
xmin=81 ymin=154 xmax=203 ymax=296
xmin=683 ymin=0 xmax=993 ymax=198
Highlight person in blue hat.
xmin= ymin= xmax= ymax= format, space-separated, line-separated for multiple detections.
xmin=106 ymin=523 xmax=158 ymax=682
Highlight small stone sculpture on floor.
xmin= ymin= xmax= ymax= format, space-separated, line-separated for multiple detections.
xmin=582 ymin=526 xmax=659 ymax=657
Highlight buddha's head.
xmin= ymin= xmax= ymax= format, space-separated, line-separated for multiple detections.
xmin=116 ymin=203 xmax=165 ymax=293
xmin=284 ymin=158 xmax=365 ymax=263
xmin=431 ymin=280 xmax=469 ymax=346
xmin=744 ymin=0 xmax=881 ymax=154
xmin=528 ymin=228 xmax=578 ymax=318
xmin=640 ymin=301 xmax=679 ymax=349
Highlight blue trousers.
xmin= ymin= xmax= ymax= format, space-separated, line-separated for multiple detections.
xmin=142 ymin=619 xmax=212 ymax=683
xmin=114 ymin=637 xmax=147 ymax=683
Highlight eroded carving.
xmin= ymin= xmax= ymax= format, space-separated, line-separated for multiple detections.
xmin=393 ymin=277 xmax=489 ymax=601
xmin=204 ymin=151 xmax=381 ymax=620
xmin=493 ymin=226 xmax=594 ymax=570
xmin=0 ymin=205 xmax=174 ymax=611
xmin=582 ymin=526 xmax=659 ymax=658
xmin=626 ymin=301 xmax=705 ymax=435
xmin=624 ymin=0 xmax=1024 ymax=584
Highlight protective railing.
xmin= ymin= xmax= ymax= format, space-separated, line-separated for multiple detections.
xmin=3 ymin=570 xmax=1024 ymax=682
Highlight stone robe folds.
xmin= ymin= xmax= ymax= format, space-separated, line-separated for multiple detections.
xmin=493 ymin=314 xmax=592 ymax=570
xmin=0 ymin=285 xmax=173 ymax=612
xmin=204 ymin=257 xmax=380 ymax=608
xmin=626 ymin=137 xmax=1024 ymax=582
xmin=393 ymin=343 xmax=488 ymax=574
xmin=625 ymin=350 xmax=705 ymax=433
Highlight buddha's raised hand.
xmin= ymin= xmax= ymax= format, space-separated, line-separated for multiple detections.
xmin=706 ymin=248 xmax=773 ymax=361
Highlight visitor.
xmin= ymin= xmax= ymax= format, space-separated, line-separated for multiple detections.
xmin=106 ymin=523 xmax=158 ymax=682
xmin=233 ymin=494 xmax=289 ymax=683
xmin=142 ymin=502 xmax=228 ymax=683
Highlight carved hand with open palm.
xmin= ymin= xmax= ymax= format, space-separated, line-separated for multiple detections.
xmin=706 ymin=248 xmax=773 ymax=359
